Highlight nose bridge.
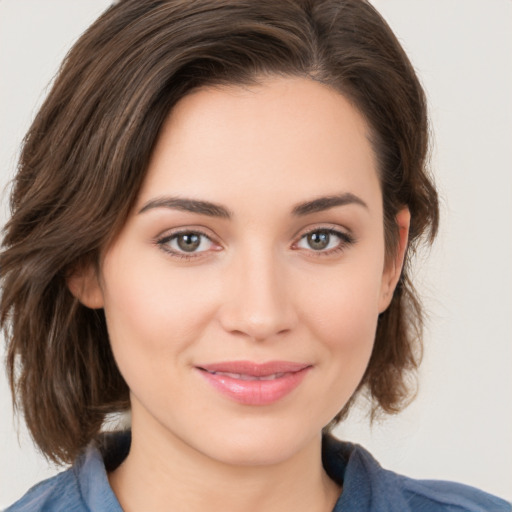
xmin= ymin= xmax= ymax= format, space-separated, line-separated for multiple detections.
xmin=219 ymin=241 xmax=296 ymax=341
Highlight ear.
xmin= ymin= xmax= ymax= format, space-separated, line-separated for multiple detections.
xmin=67 ymin=263 xmax=105 ymax=309
xmin=379 ymin=208 xmax=410 ymax=313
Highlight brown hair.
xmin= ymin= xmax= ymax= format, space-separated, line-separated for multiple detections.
xmin=1 ymin=0 xmax=438 ymax=464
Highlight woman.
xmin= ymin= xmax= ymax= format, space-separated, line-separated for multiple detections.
xmin=1 ymin=0 xmax=509 ymax=510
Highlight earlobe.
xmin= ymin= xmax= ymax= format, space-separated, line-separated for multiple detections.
xmin=67 ymin=264 xmax=104 ymax=309
xmin=379 ymin=208 xmax=410 ymax=313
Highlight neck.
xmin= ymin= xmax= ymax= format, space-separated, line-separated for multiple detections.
xmin=108 ymin=414 xmax=341 ymax=512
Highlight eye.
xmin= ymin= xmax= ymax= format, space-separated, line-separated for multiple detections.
xmin=295 ymin=228 xmax=354 ymax=254
xmin=157 ymin=230 xmax=217 ymax=257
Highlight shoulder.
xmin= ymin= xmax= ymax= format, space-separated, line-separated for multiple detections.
xmin=3 ymin=468 xmax=85 ymax=512
xmin=4 ymin=432 xmax=128 ymax=512
xmin=395 ymin=473 xmax=511 ymax=512
xmin=323 ymin=435 xmax=511 ymax=512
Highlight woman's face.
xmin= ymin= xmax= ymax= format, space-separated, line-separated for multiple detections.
xmin=76 ymin=77 xmax=407 ymax=466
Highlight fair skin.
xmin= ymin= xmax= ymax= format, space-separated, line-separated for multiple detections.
xmin=70 ymin=77 xmax=409 ymax=512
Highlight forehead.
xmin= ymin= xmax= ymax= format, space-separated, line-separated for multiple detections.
xmin=138 ymin=77 xmax=381 ymax=213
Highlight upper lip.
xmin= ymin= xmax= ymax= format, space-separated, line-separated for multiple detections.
xmin=196 ymin=360 xmax=311 ymax=377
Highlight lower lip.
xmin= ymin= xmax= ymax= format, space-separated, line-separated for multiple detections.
xmin=197 ymin=367 xmax=311 ymax=406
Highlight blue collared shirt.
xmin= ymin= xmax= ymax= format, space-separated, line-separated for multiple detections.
xmin=5 ymin=432 xmax=511 ymax=511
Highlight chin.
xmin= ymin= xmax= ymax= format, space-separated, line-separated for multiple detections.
xmin=195 ymin=418 xmax=324 ymax=467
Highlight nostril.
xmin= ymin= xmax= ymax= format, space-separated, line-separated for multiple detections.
xmin=218 ymin=307 xmax=296 ymax=341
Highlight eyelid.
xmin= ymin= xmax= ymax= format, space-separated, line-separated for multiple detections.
xmin=292 ymin=223 xmax=354 ymax=242
xmin=291 ymin=224 xmax=356 ymax=255
xmin=153 ymin=223 xmax=355 ymax=260
xmin=155 ymin=226 xmax=222 ymax=259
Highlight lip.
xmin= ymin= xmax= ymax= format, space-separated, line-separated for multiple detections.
xmin=195 ymin=360 xmax=312 ymax=406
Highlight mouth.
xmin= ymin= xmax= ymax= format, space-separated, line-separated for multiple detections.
xmin=195 ymin=361 xmax=312 ymax=405
xmin=203 ymin=371 xmax=288 ymax=381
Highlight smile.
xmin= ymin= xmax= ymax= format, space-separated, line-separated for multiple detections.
xmin=206 ymin=371 xmax=287 ymax=381
xmin=196 ymin=361 xmax=312 ymax=406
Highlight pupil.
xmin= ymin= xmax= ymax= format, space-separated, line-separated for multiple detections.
xmin=177 ymin=233 xmax=200 ymax=252
xmin=308 ymin=231 xmax=329 ymax=250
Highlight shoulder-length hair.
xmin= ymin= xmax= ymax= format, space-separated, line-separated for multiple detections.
xmin=1 ymin=0 xmax=438 ymax=464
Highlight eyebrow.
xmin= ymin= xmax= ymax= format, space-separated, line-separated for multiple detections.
xmin=138 ymin=197 xmax=232 ymax=218
xmin=138 ymin=192 xmax=367 ymax=218
xmin=291 ymin=193 xmax=368 ymax=216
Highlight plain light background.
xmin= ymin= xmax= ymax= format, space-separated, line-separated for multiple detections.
xmin=0 ymin=0 xmax=511 ymax=506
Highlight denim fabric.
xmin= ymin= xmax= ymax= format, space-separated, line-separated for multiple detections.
xmin=321 ymin=436 xmax=511 ymax=512
xmin=5 ymin=433 xmax=510 ymax=511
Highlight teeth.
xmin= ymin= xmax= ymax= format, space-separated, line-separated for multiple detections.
xmin=210 ymin=371 xmax=285 ymax=381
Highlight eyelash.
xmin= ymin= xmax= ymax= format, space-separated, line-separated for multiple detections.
xmin=155 ymin=227 xmax=356 ymax=261
xmin=156 ymin=229 xmax=217 ymax=261
xmin=294 ymin=227 xmax=356 ymax=257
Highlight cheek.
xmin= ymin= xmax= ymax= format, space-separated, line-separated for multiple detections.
xmin=297 ymin=257 xmax=384 ymax=403
xmin=100 ymin=249 xmax=219 ymax=378
xmin=312 ymin=296 xmax=379 ymax=420
xmin=302 ymin=256 xmax=384 ymax=343
xmin=309 ymin=287 xmax=379 ymax=373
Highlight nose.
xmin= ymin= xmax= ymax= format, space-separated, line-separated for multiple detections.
xmin=217 ymin=247 xmax=298 ymax=342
